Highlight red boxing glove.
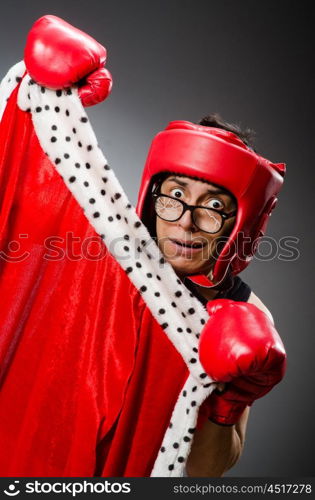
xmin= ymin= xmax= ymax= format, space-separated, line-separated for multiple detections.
xmin=78 ymin=67 xmax=112 ymax=107
xmin=199 ymin=299 xmax=287 ymax=426
xmin=24 ymin=15 xmax=112 ymax=106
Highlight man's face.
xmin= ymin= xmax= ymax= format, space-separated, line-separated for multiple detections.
xmin=155 ymin=175 xmax=236 ymax=278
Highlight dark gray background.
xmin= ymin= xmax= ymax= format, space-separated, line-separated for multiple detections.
xmin=1 ymin=0 xmax=314 ymax=477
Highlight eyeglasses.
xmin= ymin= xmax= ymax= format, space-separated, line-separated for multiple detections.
xmin=153 ymin=193 xmax=236 ymax=234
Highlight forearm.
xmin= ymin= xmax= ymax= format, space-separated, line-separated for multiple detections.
xmin=186 ymin=420 xmax=243 ymax=477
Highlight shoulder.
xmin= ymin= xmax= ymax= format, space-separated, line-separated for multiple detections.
xmin=247 ymin=291 xmax=274 ymax=324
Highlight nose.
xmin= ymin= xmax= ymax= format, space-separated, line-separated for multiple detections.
xmin=177 ymin=209 xmax=198 ymax=231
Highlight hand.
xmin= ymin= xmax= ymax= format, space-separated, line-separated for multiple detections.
xmin=199 ymin=299 xmax=287 ymax=425
xmin=24 ymin=15 xmax=112 ymax=106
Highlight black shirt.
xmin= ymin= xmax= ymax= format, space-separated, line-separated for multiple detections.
xmin=184 ymin=276 xmax=251 ymax=306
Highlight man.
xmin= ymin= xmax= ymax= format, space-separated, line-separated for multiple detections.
xmin=135 ymin=115 xmax=285 ymax=476
xmin=0 ymin=16 xmax=286 ymax=477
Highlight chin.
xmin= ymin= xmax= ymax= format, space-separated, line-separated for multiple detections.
xmin=166 ymin=256 xmax=210 ymax=278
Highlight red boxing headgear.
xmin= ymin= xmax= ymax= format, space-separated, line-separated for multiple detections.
xmin=136 ymin=121 xmax=286 ymax=287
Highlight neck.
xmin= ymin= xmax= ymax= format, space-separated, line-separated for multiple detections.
xmin=193 ymin=283 xmax=219 ymax=302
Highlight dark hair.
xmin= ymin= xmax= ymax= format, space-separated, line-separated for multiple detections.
xmin=198 ymin=113 xmax=256 ymax=151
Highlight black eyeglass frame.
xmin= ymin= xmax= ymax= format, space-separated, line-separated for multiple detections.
xmin=152 ymin=193 xmax=237 ymax=234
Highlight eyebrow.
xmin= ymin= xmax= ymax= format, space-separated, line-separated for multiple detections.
xmin=166 ymin=176 xmax=229 ymax=196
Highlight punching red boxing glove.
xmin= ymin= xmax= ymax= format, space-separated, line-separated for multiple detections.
xmin=199 ymin=299 xmax=287 ymax=426
xmin=24 ymin=15 xmax=112 ymax=106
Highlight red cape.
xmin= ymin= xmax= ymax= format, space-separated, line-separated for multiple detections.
xmin=0 ymin=81 xmax=210 ymax=477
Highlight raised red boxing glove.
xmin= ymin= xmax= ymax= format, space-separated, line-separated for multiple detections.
xmin=199 ymin=299 xmax=287 ymax=426
xmin=24 ymin=15 xmax=112 ymax=106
